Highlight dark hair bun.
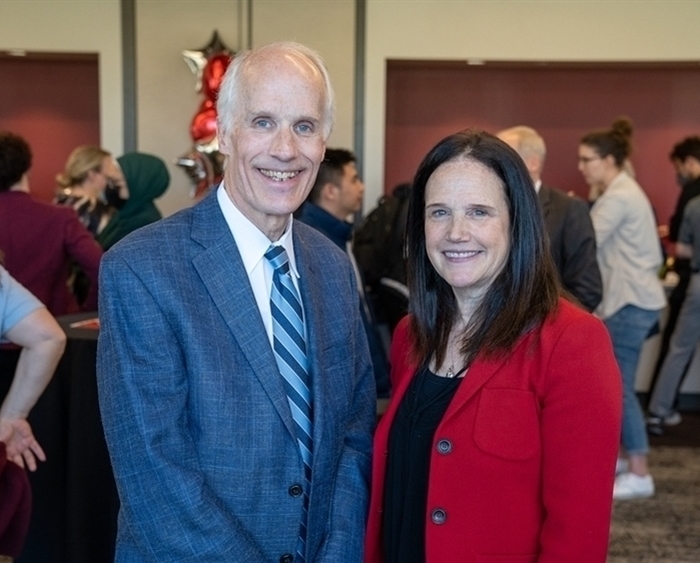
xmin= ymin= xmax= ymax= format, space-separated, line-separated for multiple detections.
xmin=611 ymin=116 xmax=633 ymax=140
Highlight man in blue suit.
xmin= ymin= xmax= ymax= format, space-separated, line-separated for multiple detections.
xmin=97 ymin=42 xmax=376 ymax=562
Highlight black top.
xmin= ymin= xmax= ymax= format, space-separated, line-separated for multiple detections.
xmin=382 ymin=367 xmax=462 ymax=563
xmin=670 ymin=176 xmax=700 ymax=242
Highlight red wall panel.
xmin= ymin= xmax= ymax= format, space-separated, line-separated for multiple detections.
xmin=0 ymin=55 xmax=100 ymax=203
xmin=385 ymin=62 xmax=700 ymax=227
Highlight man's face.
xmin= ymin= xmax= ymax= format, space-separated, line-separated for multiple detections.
xmin=673 ymin=158 xmax=690 ymax=185
xmin=673 ymin=157 xmax=700 ymax=185
xmin=333 ymin=162 xmax=365 ymax=217
xmin=219 ymin=53 xmax=328 ymax=240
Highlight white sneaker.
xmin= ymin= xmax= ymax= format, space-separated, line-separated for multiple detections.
xmin=664 ymin=411 xmax=682 ymax=426
xmin=613 ymin=472 xmax=655 ymax=500
xmin=615 ymin=458 xmax=629 ymax=475
xmin=647 ymin=411 xmax=682 ymax=426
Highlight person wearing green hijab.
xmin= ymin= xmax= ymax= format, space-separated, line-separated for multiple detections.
xmin=97 ymin=153 xmax=170 ymax=250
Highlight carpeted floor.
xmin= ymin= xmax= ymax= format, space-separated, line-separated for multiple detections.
xmin=607 ymin=413 xmax=700 ymax=562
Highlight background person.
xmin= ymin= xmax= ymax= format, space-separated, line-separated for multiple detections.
xmin=55 ymin=145 xmax=128 ymax=238
xmin=97 ymin=42 xmax=375 ymax=562
xmin=365 ymin=130 xmax=621 ymax=563
xmin=0 ymin=262 xmax=65 ymax=560
xmin=354 ymin=182 xmax=411 ymax=334
xmin=297 ymin=148 xmax=390 ymax=397
xmin=647 ymin=195 xmax=700 ymax=432
xmin=497 ymin=125 xmax=602 ymax=312
xmin=579 ymin=117 xmax=666 ymax=500
xmin=0 ymin=132 xmax=102 ymax=315
xmin=0 ymin=264 xmax=66 ymax=470
xmin=646 ymin=136 xmax=700 ymax=431
xmin=97 ymin=152 xmax=170 ymax=251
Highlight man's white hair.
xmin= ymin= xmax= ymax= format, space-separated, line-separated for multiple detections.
xmin=499 ymin=125 xmax=546 ymax=164
xmin=216 ymin=41 xmax=335 ymax=140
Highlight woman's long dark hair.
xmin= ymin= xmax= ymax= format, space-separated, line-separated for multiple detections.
xmin=406 ymin=129 xmax=560 ymax=369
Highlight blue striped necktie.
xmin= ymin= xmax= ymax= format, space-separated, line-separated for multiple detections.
xmin=265 ymin=244 xmax=313 ymax=562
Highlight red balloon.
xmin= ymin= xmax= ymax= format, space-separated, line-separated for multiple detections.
xmin=179 ymin=31 xmax=234 ymax=198
xmin=202 ymin=53 xmax=230 ymax=98
xmin=190 ymin=101 xmax=218 ymax=145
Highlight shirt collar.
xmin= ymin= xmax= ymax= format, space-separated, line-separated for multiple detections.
xmin=216 ymin=183 xmax=300 ymax=279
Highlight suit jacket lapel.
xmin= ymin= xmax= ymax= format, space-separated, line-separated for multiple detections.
xmin=189 ymin=191 xmax=297 ymax=439
xmin=538 ymin=185 xmax=552 ymax=221
xmin=293 ymin=227 xmax=329 ymax=460
xmin=440 ymin=354 xmax=509 ymax=426
xmin=384 ymin=327 xmax=509 ymax=430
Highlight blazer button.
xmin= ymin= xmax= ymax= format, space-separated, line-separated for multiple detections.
xmin=431 ymin=508 xmax=447 ymax=524
xmin=288 ymin=484 xmax=303 ymax=498
xmin=436 ymin=439 xmax=452 ymax=454
xmin=279 ymin=554 xmax=294 ymax=563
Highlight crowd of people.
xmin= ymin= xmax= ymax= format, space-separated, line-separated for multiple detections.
xmin=0 ymin=132 xmax=170 ymax=558
xmin=1 ymin=40 xmax=699 ymax=562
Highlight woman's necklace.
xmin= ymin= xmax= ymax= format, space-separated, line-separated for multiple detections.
xmin=445 ymin=364 xmax=457 ymax=378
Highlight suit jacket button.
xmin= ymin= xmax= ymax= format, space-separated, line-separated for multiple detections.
xmin=288 ymin=484 xmax=303 ymax=497
xmin=431 ymin=508 xmax=447 ymax=524
xmin=436 ymin=439 xmax=452 ymax=454
xmin=280 ymin=554 xmax=294 ymax=563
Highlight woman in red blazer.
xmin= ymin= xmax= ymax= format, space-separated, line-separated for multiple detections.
xmin=365 ymin=130 xmax=622 ymax=563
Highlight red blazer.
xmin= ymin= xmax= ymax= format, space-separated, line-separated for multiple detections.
xmin=0 ymin=190 xmax=102 ymax=315
xmin=365 ymin=299 xmax=622 ymax=563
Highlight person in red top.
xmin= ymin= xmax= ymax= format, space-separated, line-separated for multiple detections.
xmin=365 ymin=130 xmax=622 ymax=563
xmin=0 ymin=132 xmax=102 ymax=315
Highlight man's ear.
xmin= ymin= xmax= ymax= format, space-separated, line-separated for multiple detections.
xmin=603 ymin=153 xmax=617 ymax=168
xmin=321 ymin=182 xmax=339 ymax=202
xmin=218 ymin=129 xmax=231 ymax=156
xmin=524 ymin=154 xmax=541 ymax=178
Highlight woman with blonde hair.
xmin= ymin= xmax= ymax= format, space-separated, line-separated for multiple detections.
xmin=55 ymin=145 xmax=128 ymax=237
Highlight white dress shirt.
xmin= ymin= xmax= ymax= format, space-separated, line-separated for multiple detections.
xmin=216 ymin=184 xmax=302 ymax=345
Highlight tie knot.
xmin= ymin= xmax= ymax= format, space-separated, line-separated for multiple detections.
xmin=265 ymin=245 xmax=290 ymax=274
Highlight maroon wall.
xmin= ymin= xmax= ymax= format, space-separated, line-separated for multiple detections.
xmin=385 ymin=62 xmax=700 ymax=226
xmin=0 ymin=54 xmax=100 ymax=203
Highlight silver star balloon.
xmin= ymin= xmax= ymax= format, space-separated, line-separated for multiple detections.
xmin=182 ymin=30 xmax=232 ymax=92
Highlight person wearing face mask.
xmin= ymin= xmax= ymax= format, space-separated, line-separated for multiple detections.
xmin=97 ymin=152 xmax=170 ymax=251
xmin=55 ymin=145 xmax=129 ymax=238
xmin=646 ymin=136 xmax=700 ymax=434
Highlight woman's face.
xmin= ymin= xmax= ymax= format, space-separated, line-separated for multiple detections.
xmin=98 ymin=157 xmax=125 ymax=190
xmin=577 ymin=144 xmax=613 ymax=187
xmin=84 ymin=156 xmax=123 ymax=197
xmin=424 ymin=158 xmax=511 ymax=305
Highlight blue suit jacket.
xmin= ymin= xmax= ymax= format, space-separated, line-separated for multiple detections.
xmin=97 ymin=190 xmax=376 ymax=562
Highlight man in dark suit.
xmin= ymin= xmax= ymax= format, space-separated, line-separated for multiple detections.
xmin=97 ymin=42 xmax=375 ymax=562
xmin=498 ymin=126 xmax=602 ymax=311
